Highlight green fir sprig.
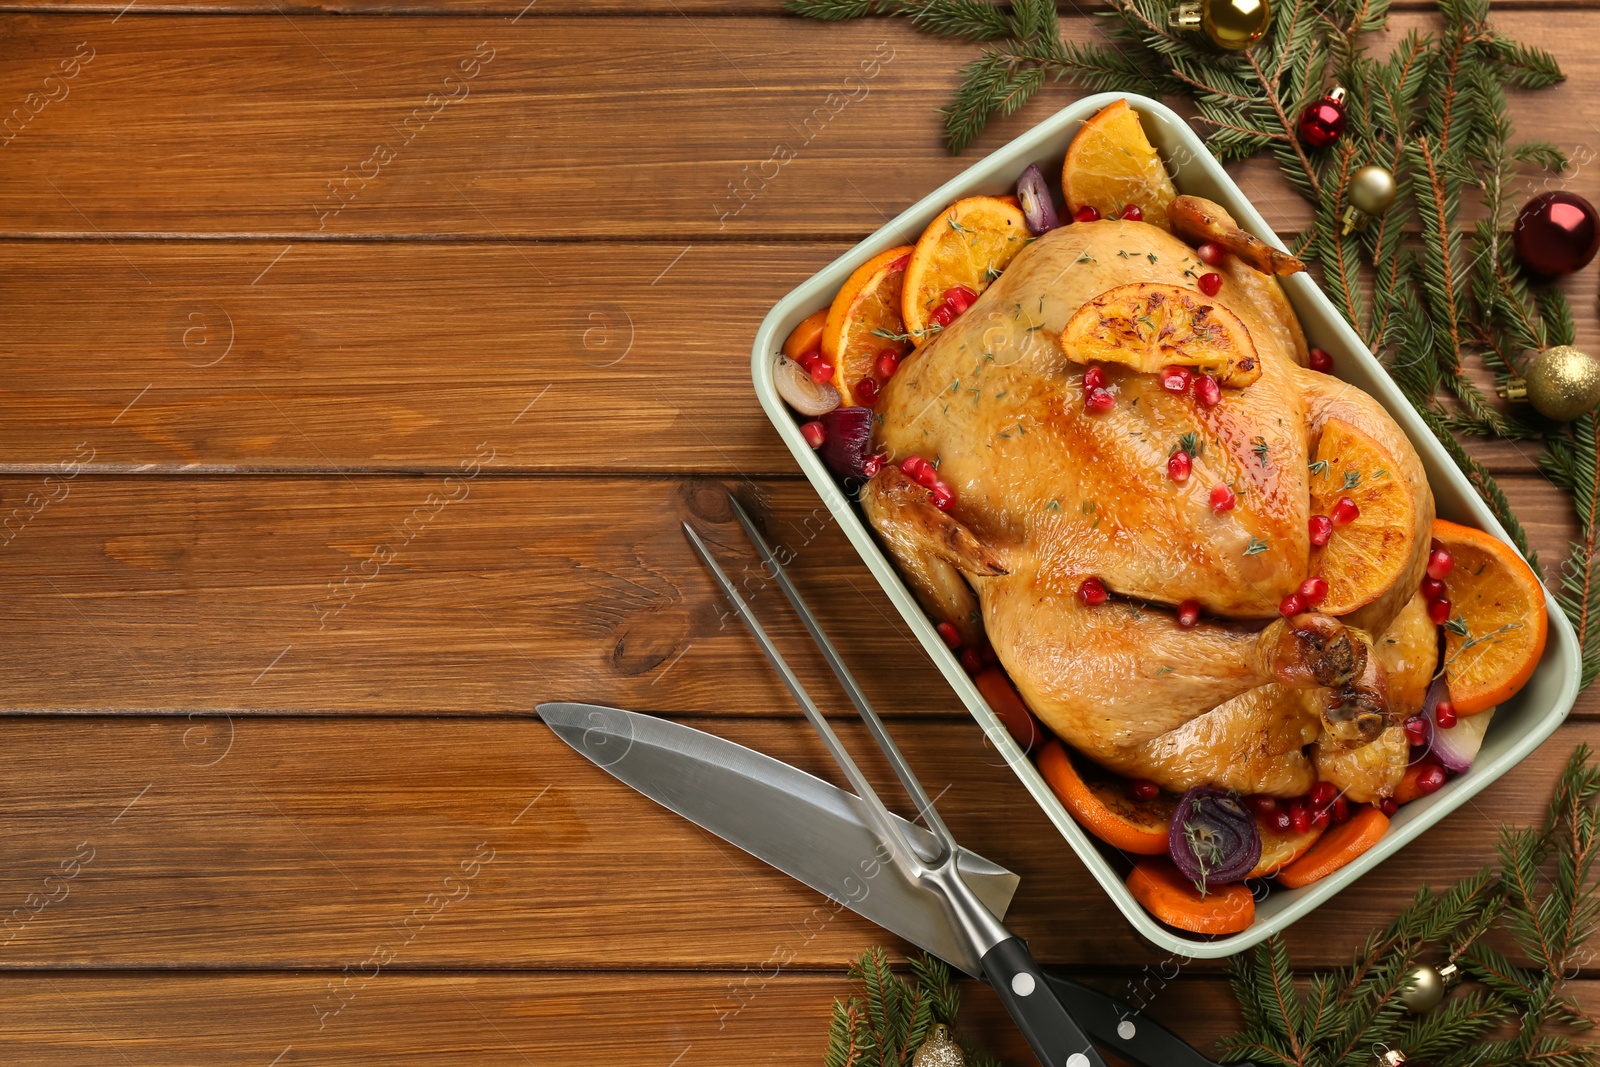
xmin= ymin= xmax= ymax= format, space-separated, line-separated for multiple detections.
xmin=825 ymin=948 xmax=1002 ymax=1067
xmin=786 ymin=0 xmax=1600 ymax=684
xmin=1221 ymin=745 xmax=1600 ymax=1067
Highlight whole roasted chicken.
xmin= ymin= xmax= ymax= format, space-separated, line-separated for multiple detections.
xmin=861 ymin=200 xmax=1436 ymax=802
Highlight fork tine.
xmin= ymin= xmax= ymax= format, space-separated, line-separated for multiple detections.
xmin=725 ymin=494 xmax=956 ymax=854
xmin=681 ymin=522 xmax=932 ymax=875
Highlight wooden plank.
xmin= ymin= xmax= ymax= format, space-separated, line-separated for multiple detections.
xmin=0 ymin=239 xmax=1580 ymax=476
xmin=0 ymin=714 xmax=1589 ymax=971
xmin=0 ymin=14 xmax=1595 ymax=238
xmin=0 ymin=474 xmax=1583 ymax=716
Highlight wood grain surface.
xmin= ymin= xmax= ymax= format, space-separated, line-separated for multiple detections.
xmin=2 ymin=0 xmax=1598 ymax=1062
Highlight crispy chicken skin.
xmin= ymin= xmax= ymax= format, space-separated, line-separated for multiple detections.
xmin=861 ymin=212 xmax=1435 ymax=795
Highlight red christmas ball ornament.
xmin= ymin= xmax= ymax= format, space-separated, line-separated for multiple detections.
xmin=1297 ymin=88 xmax=1347 ymax=150
xmin=1514 ymin=191 xmax=1600 ymax=276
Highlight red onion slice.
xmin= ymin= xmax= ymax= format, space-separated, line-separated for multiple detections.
xmin=1016 ymin=164 xmax=1059 ymax=235
xmin=1433 ymin=708 xmax=1493 ymax=774
xmin=818 ymin=406 xmax=874 ymax=482
xmin=773 ymin=356 xmax=841 ymax=417
xmin=1168 ymin=786 xmax=1261 ymax=893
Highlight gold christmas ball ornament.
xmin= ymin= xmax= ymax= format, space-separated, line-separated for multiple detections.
xmin=1169 ymin=0 xmax=1271 ymax=50
xmin=1398 ymin=962 xmax=1459 ymax=1013
xmin=1498 ymin=345 xmax=1600 ymax=422
xmin=1341 ymin=165 xmax=1398 ymax=234
xmin=912 ymin=1024 xmax=966 ymax=1067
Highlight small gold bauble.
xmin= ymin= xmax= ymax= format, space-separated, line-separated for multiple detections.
xmin=1505 ymin=344 xmax=1600 ymax=422
xmin=1380 ymin=1051 xmax=1407 ymax=1067
xmin=912 ymin=1023 xmax=966 ymax=1067
xmin=1169 ymin=0 xmax=1271 ymax=50
xmin=1349 ymin=165 xmax=1398 ymax=216
xmin=1398 ymin=961 xmax=1459 ymax=1013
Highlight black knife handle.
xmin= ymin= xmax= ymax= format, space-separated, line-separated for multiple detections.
xmin=982 ymin=938 xmax=1109 ymax=1067
xmin=1042 ymin=971 xmax=1237 ymax=1067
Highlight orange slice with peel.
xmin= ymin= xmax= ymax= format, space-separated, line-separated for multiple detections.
xmin=1127 ymin=859 xmax=1255 ymax=934
xmin=1248 ymin=812 xmax=1324 ymax=878
xmin=1063 ymin=100 xmax=1177 ymax=231
xmin=783 ymin=308 xmax=828 ymax=361
xmin=821 ymin=245 xmax=914 ymax=407
xmin=1059 ymin=283 xmax=1262 ymax=387
xmin=1036 ymin=741 xmax=1173 ymax=855
xmin=1275 ymin=806 xmax=1388 ymax=889
xmin=1432 ymin=519 xmax=1548 ymax=714
xmin=1308 ymin=419 xmax=1417 ymax=615
xmin=901 ymin=196 xmax=1028 ymax=347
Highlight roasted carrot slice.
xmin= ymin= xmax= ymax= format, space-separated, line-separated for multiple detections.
xmin=974 ymin=668 xmax=1046 ymax=754
xmin=1127 ymin=859 xmax=1255 ymax=935
xmin=1275 ymin=807 xmax=1389 ymax=889
xmin=1037 ymin=741 xmax=1172 ymax=855
xmin=1249 ymin=815 xmax=1324 ymax=879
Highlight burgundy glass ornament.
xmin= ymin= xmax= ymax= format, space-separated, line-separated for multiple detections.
xmin=1297 ymin=88 xmax=1347 ymax=150
xmin=1514 ymin=191 xmax=1600 ymax=276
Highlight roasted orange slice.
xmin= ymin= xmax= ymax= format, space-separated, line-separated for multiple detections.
xmin=1432 ymin=519 xmax=1548 ymax=714
xmin=901 ymin=196 xmax=1028 ymax=347
xmin=1062 ymin=100 xmax=1177 ymax=230
xmin=1036 ymin=741 xmax=1173 ymax=855
xmin=821 ymin=245 xmax=914 ymax=407
xmin=1248 ymin=813 xmax=1324 ymax=878
xmin=782 ymin=308 xmax=829 ymax=361
xmin=1308 ymin=419 xmax=1417 ymax=615
xmin=1127 ymin=859 xmax=1255 ymax=934
xmin=1059 ymin=283 xmax=1262 ymax=386
xmin=1275 ymin=806 xmax=1388 ymax=889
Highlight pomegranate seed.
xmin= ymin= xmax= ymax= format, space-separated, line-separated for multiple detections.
xmin=1434 ymin=700 xmax=1458 ymax=730
xmin=1420 ymin=576 xmax=1445 ymax=601
xmin=1308 ymin=347 xmax=1334 ymax=372
xmin=1176 ymin=599 xmax=1200 ymax=628
xmin=807 ymin=358 xmax=835 ymax=385
xmin=1426 ymin=548 xmax=1454 ymax=581
xmin=1289 ymin=800 xmax=1311 ymax=834
xmin=943 ymin=285 xmax=978 ymax=315
xmin=1073 ymin=205 xmax=1100 ymax=223
xmin=1160 ymin=365 xmax=1193 ymax=393
xmin=1299 ymin=575 xmax=1329 ymax=607
xmin=1404 ymin=716 xmax=1428 ymax=746
xmin=1330 ymin=496 xmax=1360 ymax=526
xmin=1308 ymin=514 xmax=1333 ymax=547
xmin=1085 ymin=387 xmax=1115 ymax=412
xmin=1416 ymin=764 xmax=1447 ymax=796
xmin=1194 ymin=374 xmax=1222 ymax=408
xmin=1078 ymin=577 xmax=1109 ymax=606
xmin=1331 ymin=796 xmax=1350 ymax=824
xmin=902 ymin=455 xmax=929 ymax=479
xmin=1280 ymin=592 xmax=1306 ymax=617
xmin=1210 ymin=484 xmax=1237 ymax=512
xmin=1245 ymin=794 xmax=1278 ymax=817
xmin=1083 ymin=364 xmax=1106 ymax=390
xmin=1167 ymin=450 xmax=1192 ymax=483
xmin=1380 ymin=797 xmax=1399 ymax=817
xmin=862 ymin=452 xmax=885 ymax=478
xmin=928 ymin=304 xmax=955 ymax=330
xmin=1119 ymin=203 xmax=1144 ymax=221
xmin=1310 ymin=781 xmax=1338 ymax=808
xmin=930 ymin=481 xmax=956 ymax=511
xmin=1428 ymin=597 xmax=1452 ymax=625
xmin=800 ymin=421 xmax=825 ymax=449
xmin=875 ymin=350 xmax=901 ymax=379
xmin=912 ymin=463 xmax=940 ymax=489
xmin=1198 ymin=272 xmax=1223 ymax=297
xmin=1272 ymin=808 xmax=1293 ymax=831
xmin=1310 ymin=805 xmax=1330 ymax=828
xmin=1130 ymin=779 xmax=1160 ymax=802
xmin=935 ymin=621 xmax=961 ymax=650
xmin=1197 ymin=242 xmax=1226 ymax=267
xmin=960 ymin=648 xmax=983 ymax=675
xmin=853 ymin=378 xmax=880 ymax=406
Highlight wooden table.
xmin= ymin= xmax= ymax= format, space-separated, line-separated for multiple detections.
xmin=1 ymin=2 xmax=1596 ymax=1062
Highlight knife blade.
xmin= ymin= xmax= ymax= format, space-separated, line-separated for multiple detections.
xmin=536 ymin=700 xmax=1017 ymax=975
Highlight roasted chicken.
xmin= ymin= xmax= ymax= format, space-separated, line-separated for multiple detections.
xmin=861 ymin=201 xmax=1435 ymax=801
